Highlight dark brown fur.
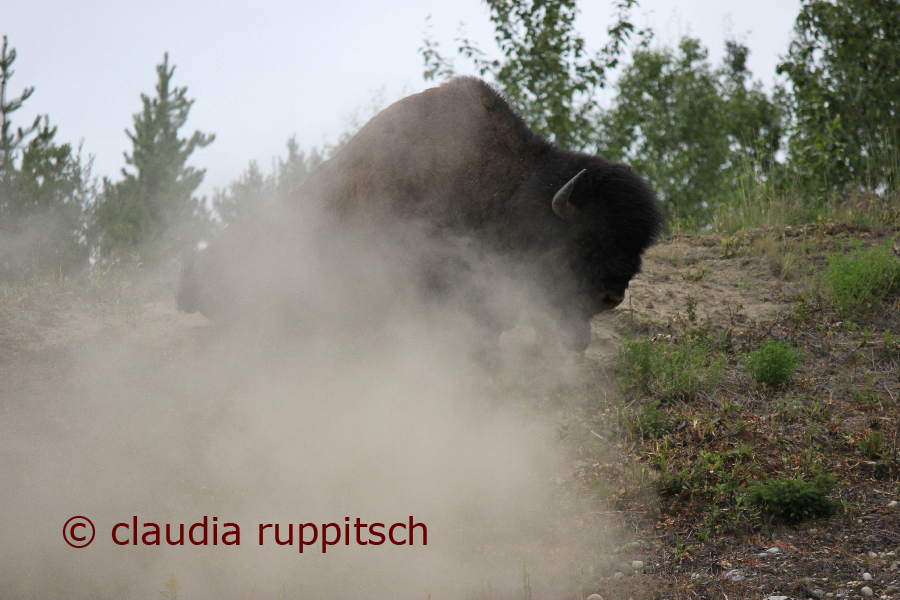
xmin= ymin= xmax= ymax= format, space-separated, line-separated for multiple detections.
xmin=179 ymin=77 xmax=663 ymax=351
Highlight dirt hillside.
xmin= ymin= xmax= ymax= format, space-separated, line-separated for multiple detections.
xmin=1 ymin=224 xmax=898 ymax=599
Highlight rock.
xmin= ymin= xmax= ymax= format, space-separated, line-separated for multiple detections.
xmin=860 ymin=586 xmax=873 ymax=597
xmin=724 ymin=569 xmax=745 ymax=582
xmin=888 ymin=500 xmax=898 ymax=508
xmin=631 ymin=560 xmax=645 ymax=571
xmin=767 ymin=547 xmax=781 ymax=554
xmin=810 ymin=589 xmax=825 ymax=599
xmin=766 ymin=596 xmax=789 ymax=600
xmin=613 ymin=572 xmax=625 ymax=580
xmin=862 ymin=572 xmax=873 ymax=581
xmin=617 ymin=563 xmax=634 ymax=576
xmin=586 ymin=595 xmax=604 ymax=600
xmin=885 ymin=585 xmax=899 ymax=595
xmin=808 ymin=527 xmax=819 ymax=534
xmin=691 ymin=573 xmax=701 ymax=581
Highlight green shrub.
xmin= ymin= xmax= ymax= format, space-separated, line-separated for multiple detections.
xmin=744 ymin=474 xmax=840 ymax=524
xmin=626 ymin=403 xmax=674 ymax=439
xmin=858 ymin=430 xmax=884 ymax=460
xmin=825 ymin=237 xmax=900 ymax=315
xmin=618 ymin=335 xmax=723 ymax=400
xmin=744 ymin=339 xmax=801 ymax=385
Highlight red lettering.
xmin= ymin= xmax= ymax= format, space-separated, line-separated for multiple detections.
xmin=368 ymin=523 xmax=385 ymax=545
xmin=112 ymin=522 xmax=130 ymax=545
xmin=189 ymin=516 xmax=208 ymax=545
xmin=354 ymin=518 xmax=368 ymax=545
xmin=322 ymin=523 xmax=341 ymax=553
xmin=298 ymin=523 xmax=318 ymax=553
xmin=275 ymin=524 xmax=293 ymax=546
xmin=259 ymin=523 xmax=272 ymax=545
xmin=222 ymin=523 xmax=240 ymax=545
xmin=70 ymin=523 xmax=86 ymax=542
xmin=409 ymin=516 xmax=427 ymax=545
xmin=142 ymin=523 xmax=160 ymax=545
xmin=389 ymin=522 xmax=406 ymax=545
xmin=166 ymin=524 xmax=184 ymax=545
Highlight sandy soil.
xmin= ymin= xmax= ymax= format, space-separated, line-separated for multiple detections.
xmin=1 ymin=225 xmax=897 ymax=599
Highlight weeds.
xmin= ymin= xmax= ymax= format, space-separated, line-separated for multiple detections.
xmin=684 ymin=295 xmax=697 ymax=322
xmin=683 ymin=266 xmax=708 ymax=281
xmin=825 ymin=236 xmax=900 ymax=316
xmin=744 ymin=339 xmax=802 ymax=385
xmin=751 ymin=232 xmax=803 ymax=280
xmin=618 ymin=335 xmax=723 ymax=401
xmin=625 ymin=403 xmax=674 ymax=439
xmin=858 ymin=430 xmax=884 ymax=460
xmin=720 ymin=232 xmax=748 ymax=258
xmin=788 ymin=292 xmax=815 ymax=327
xmin=884 ymin=329 xmax=899 ymax=360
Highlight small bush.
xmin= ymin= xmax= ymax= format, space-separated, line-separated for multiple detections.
xmin=744 ymin=339 xmax=801 ymax=385
xmin=618 ymin=335 xmax=723 ymax=400
xmin=858 ymin=430 xmax=884 ymax=460
xmin=825 ymin=237 xmax=900 ymax=315
xmin=744 ymin=474 xmax=840 ymax=524
xmin=626 ymin=403 xmax=674 ymax=439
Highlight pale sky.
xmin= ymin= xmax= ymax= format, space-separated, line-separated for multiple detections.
xmin=4 ymin=0 xmax=800 ymax=199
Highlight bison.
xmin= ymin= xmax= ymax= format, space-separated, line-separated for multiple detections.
xmin=178 ymin=76 xmax=663 ymax=352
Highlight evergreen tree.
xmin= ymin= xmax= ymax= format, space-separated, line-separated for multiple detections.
xmin=96 ymin=53 xmax=214 ymax=261
xmin=212 ymin=136 xmax=324 ymax=227
xmin=0 ymin=36 xmax=39 ymax=178
xmin=0 ymin=36 xmax=94 ymax=280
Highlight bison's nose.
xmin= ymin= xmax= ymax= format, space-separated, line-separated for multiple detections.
xmin=600 ymin=289 xmax=625 ymax=310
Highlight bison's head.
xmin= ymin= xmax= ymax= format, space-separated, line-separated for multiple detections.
xmin=539 ymin=161 xmax=664 ymax=351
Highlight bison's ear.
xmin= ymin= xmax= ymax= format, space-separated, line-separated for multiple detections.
xmin=551 ymin=169 xmax=586 ymax=220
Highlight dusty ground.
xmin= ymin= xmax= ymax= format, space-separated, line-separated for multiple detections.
xmin=1 ymin=223 xmax=898 ymax=599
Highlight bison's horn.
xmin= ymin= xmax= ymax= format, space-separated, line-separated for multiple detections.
xmin=551 ymin=168 xmax=587 ymax=220
xmin=176 ymin=248 xmax=199 ymax=313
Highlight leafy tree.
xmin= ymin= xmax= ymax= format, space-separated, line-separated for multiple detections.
xmin=778 ymin=0 xmax=900 ymax=196
xmin=421 ymin=0 xmax=641 ymax=150
xmin=600 ymin=37 xmax=783 ymax=225
xmin=95 ymin=53 xmax=214 ymax=262
xmin=719 ymin=40 xmax=785 ymax=170
xmin=0 ymin=36 xmax=94 ymax=280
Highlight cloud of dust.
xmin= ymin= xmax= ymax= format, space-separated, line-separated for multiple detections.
xmin=0 ymin=197 xmax=612 ymax=599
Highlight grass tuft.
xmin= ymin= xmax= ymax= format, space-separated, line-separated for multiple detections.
xmin=618 ymin=335 xmax=723 ymax=401
xmin=825 ymin=237 xmax=900 ymax=316
xmin=744 ymin=338 xmax=802 ymax=386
